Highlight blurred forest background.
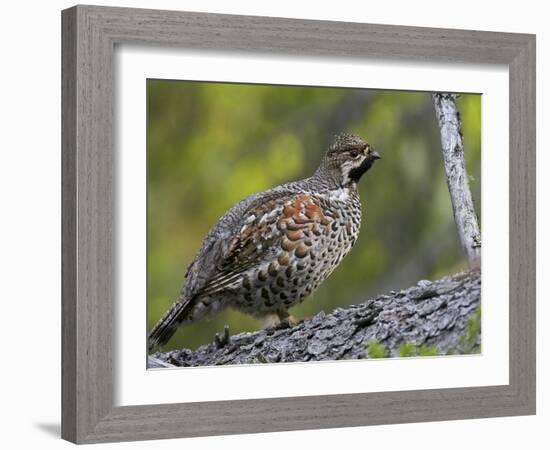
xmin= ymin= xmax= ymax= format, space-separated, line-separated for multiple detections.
xmin=147 ymin=80 xmax=481 ymax=352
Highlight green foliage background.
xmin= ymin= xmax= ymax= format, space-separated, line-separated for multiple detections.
xmin=147 ymin=80 xmax=481 ymax=351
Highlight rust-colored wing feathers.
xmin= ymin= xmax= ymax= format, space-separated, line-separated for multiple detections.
xmin=188 ymin=192 xmax=334 ymax=299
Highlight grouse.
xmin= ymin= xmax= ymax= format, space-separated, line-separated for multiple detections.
xmin=148 ymin=133 xmax=381 ymax=351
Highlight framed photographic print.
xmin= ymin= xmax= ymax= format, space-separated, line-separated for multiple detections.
xmin=145 ymin=79 xmax=482 ymax=365
xmin=61 ymin=4 xmax=536 ymax=444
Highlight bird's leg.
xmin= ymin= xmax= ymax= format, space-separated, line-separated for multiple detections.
xmin=277 ymin=308 xmax=298 ymax=328
xmin=258 ymin=312 xmax=282 ymax=330
xmin=214 ymin=324 xmax=230 ymax=348
xmin=259 ymin=310 xmax=298 ymax=333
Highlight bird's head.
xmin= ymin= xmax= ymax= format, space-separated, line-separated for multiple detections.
xmin=318 ymin=133 xmax=381 ymax=188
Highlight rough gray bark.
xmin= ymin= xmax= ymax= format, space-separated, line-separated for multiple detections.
xmin=432 ymin=93 xmax=482 ymax=270
xmin=148 ymin=271 xmax=480 ymax=368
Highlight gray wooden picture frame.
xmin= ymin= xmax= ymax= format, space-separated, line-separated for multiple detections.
xmin=61 ymin=4 xmax=536 ymax=444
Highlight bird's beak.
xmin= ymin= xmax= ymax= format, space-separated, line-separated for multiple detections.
xmin=370 ymin=150 xmax=381 ymax=160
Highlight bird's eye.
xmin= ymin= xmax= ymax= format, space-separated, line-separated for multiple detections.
xmin=349 ymin=149 xmax=359 ymax=157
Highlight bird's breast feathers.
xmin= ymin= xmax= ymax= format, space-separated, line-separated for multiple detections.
xmin=324 ymin=187 xmax=351 ymax=203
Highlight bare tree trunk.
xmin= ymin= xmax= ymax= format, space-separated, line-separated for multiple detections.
xmin=432 ymin=93 xmax=481 ymax=270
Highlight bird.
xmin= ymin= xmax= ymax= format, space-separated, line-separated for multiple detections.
xmin=148 ymin=133 xmax=381 ymax=351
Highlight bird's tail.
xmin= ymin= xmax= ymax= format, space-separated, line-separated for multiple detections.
xmin=148 ymin=295 xmax=194 ymax=352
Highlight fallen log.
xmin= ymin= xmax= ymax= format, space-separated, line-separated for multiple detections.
xmin=149 ymin=271 xmax=481 ymax=368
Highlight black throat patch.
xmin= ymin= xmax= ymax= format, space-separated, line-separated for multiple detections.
xmin=348 ymin=157 xmax=377 ymax=183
